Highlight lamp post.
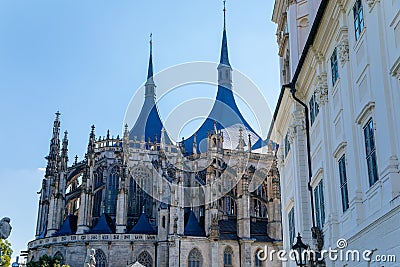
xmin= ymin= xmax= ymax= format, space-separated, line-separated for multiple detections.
xmin=292 ymin=233 xmax=308 ymax=267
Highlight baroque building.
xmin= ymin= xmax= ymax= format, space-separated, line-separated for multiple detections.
xmin=270 ymin=0 xmax=400 ymax=266
xmin=27 ymin=8 xmax=283 ymax=267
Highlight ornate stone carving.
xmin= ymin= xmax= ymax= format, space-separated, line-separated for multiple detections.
xmin=315 ymin=73 xmax=329 ymax=106
xmin=338 ymin=36 xmax=349 ymax=66
xmin=209 ymin=215 xmax=220 ymax=240
xmin=287 ymin=124 xmax=296 ymax=144
xmin=291 ymin=110 xmax=306 ymax=131
xmin=84 ymin=248 xmax=96 ymax=267
xmin=366 ymin=0 xmax=379 ymax=9
xmin=0 ymin=217 xmax=12 ymax=239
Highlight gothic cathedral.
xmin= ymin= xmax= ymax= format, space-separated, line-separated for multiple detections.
xmin=27 ymin=8 xmax=283 ymax=267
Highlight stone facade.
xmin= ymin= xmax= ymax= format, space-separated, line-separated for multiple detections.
xmin=271 ymin=0 xmax=400 ymax=266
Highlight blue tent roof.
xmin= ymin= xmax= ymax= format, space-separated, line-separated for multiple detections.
xmin=184 ymin=210 xmax=205 ymax=237
xmin=220 ymin=28 xmax=230 ymax=66
xmin=89 ymin=213 xmax=114 ymax=234
xmin=129 ymin=213 xmax=156 ymax=235
xmin=53 ymin=214 xmax=78 ymax=236
xmin=182 ymin=84 xmax=263 ymax=154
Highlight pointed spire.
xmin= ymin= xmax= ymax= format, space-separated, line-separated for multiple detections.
xmin=193 ymin=132 xmax=197 ymax=155
xmin=248 ymin=134 xmax=252 ymax=152
xmin=237 ymin=127 xmax=246 ymax=151
xmin=61 ymin=131 xmax=69 ymax=170
xmin=45 ymin=112 xmax=61 ymax=177
xmin=220 ymin=0 xmax=230 ymax=66
xmin=144 ymin=33 xmax=156 ymax=99
xmin=160 ymin=127 xmax=166 ymax=150
xmin=123 ymin=124 xmax=129 ymax=140
xmin=87 ymin=125 xmax=96 ymax=155
xmin=147 ymin=33 xmax=154 ymax=80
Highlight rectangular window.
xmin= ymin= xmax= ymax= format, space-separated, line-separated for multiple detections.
xmin=353 ymin=0 xmax=365 ymax=40
xmin=309 ymin=92 xmax=320 ymax=126
xmin=285 ymin=133 xmax=291 ymax=157
xmin=338 ymin=155 xmax=350 ymax=212
xmin=288 ymin=207 xmax=295 ymax=246
xmin=363 ymin=119 xmax=379 ymax=186
xmin=331 ymin=48 xmax=339 ymax=85
xmin=314 ymin=180 xmax=325 ymax=229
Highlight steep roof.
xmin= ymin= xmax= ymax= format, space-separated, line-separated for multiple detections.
xmin=129 ymin=212 xmax=156 ymax=235
xmin=89 ymin=213 xmax=114 ymax=234
xmin=184 ymin=210 xmax=205 ymax=237
xmin=53 ymin=214 xmax=78 ymax=236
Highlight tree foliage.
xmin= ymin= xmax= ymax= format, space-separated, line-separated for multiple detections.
xmin=0 ymin=239 xmax=13 ymax=267
xmin=26 ymin=254 xmax=70 ymax=267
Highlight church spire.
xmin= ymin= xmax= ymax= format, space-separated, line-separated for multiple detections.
xmin=220 ymin=0 xmax=230 ymax=66
xmin=145 ymin=33 xmax=156 ymax=99
xmin=147 ymin=33 xmax=154 ymax=80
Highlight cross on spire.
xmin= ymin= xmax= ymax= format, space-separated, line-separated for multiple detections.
xmin=223 ymin=0 xmax=227 ymax=30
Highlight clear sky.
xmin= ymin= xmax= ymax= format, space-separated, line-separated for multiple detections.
xmin=0 ymin=0 xmax=279 ymax=260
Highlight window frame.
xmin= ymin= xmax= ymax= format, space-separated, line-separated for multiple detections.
xmin=314 ymin=180 xmax=325 ymax=229
xmin=338 ymin=155 xmax=350 ymax=212
xmin=223 ymin=246 xmax=234 ymax=267
xmin=363 ymin=118 xmax=379 ymax=186
xmin=331 ymin=48 xmax=339 ymax=86
xmin=284 ymin=133 xmax=291 ymax=157
xmin=288 ymin=207 xmax=295 ymax=247
xmin=353 ymin=0 xmax=365 ymax=41
xmin=309 ymin=92 xmax=320 ymax=126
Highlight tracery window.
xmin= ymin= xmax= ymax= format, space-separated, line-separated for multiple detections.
xmin=223 ymin=246 xmax=233 ymax=267
xmin=224 ymin=197 xmax=236 ymax=216
xmin=54 ymin=251 xmax=64 ymax=265
xmin=106 ymin=166 xmax=119 ymax=215
xmin=188 ymin=248 xmax=202 ymax=267
xmin=253 ymin=199 xmax=267 ymax=218
xmin=95 ymin=249 xmax=107 ymax=267
xmin=255 ymin=250 xmax=263 ymax=267
xmin=138 ymin=251 xmax=153 ymax=267
xmin=94 ymin=167 xmax=103 ymax=189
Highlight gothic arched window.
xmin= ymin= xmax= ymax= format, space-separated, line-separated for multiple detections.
xmin=93 ymin=190 xmax=103 ymax=218
xmin=253 ymin=199 xmax=267 ymax=218
xmin=188 ymin=248 xmax=202 ymax=267
xmin=224 ymin=197 xmax=236 ymax=216
xmin=94 ymin=167 xmax=103 ymax=189
xmin=95 ymin=249 xmax=107 ymax=267
xmin=255 ymin=250 xmax=263 ymax=267
xmin=54 ymin=251 xmax=64 ymax=265
xmin=106 ymin=166 xmax=119 ymax=215
xmin=223 ymin=246 xmax=233 ymax=267
xmin=138 ymin=251 xmax=153 ymax=267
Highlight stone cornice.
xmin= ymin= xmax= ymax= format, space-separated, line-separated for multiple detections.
xmin=28 ymin=233 xmax=157 ymax=250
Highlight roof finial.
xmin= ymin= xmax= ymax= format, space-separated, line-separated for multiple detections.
xmin=223 ymin=0 xmax=227 ymax=30
xmin=150 ymin=33 xmax=153 ymax=54
xmin=147 ymin=33 xmax=154 ymax=79
xmin=219 ymin=0 xmax=230 ymax=66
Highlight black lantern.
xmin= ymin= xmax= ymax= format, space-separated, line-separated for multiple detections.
xmin=292 ymin=233 xmax=308 ymax=266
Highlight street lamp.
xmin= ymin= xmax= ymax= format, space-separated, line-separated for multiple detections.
xmin=292 ymin=233 xmax=308 ymax=267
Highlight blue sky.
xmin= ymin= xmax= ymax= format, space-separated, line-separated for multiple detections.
xmin=0 ymin=0 xmax=279 ymax=260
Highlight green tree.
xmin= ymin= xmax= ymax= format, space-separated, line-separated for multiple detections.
xmin=0 ymin=239 xmax=13 ymax=267
xmin=27 ymin=254 xmax=70 ymax=267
